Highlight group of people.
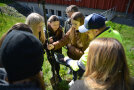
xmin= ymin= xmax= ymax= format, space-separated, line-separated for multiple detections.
xmin=0 ymin=4 xmax=134 ymax=90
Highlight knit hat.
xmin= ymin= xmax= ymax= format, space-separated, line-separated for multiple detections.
xmin=79 ymin=13 xmax=106 ymax=33
xmin=0 ymin=30 xmax=44 ymax=82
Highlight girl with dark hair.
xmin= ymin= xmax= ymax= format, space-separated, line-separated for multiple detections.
xmin=47 ymin=12 xmax=91 ymax=86
xmin=45 ymin=15 xmax=64 ymax=83
xmin=0 ymin=23 xmax=32 ymax=48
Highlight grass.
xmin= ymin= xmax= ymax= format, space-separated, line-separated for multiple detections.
xmin=0 ymin=14 xmax=25 ymax=37
xmin=106 ymin=21 xmax=134 ymax=76
xmin=0 ymin=5 xmax=134 ymax=89
xmin=0 ymin=3 xmax=6 ymax=7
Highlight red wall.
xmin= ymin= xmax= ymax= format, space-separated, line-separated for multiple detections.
xmin=128 ymin=0 xmax=134 ymax=13
xmin=16 ymin=0 xmax=134 ymax=13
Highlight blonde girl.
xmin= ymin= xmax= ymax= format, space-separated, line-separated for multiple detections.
xmin=26 ymin=13 xmax=46 ymax=44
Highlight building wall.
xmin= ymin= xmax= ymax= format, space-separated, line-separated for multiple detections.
xmin=17 ymin=1 xmax=106 ymax=18
xmin=17 ymin=1 xmax=116 ymax=24
xmin=16 ymin=0 xmax=134 ymax=13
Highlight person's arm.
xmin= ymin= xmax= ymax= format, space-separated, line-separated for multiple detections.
xmin=67 ymin=44 xmax=84 ymax=58
xmin=65 ymin=58 xmax=79 ymax=71
xmin=48 ymin=30 xmax=71 ymax=50
xmin=64 ymin=20 xmax=68 ymax=34
xmin=65 ymin=47 xmax=89 ymax=71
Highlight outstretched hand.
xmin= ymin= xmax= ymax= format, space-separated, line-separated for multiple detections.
xmin=47 ymin=44 xmax=54 ymax=50
xmin=64 ymin=57 xmax=70 ymax=62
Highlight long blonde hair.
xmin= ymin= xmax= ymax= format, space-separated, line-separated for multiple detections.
xmin=84 ymin=38 xmax=130 ymax=90
xmin=26 ymin=13 xmax=46 ymax=44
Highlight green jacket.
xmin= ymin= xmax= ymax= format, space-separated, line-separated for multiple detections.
xmin=70 ymin=27 xmax=122 ymax=71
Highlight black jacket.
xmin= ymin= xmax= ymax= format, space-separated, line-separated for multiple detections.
xmin=64 ymin=18 xmax=71 ymax=34
xmin=0 ymin=83 xmax=42 ymax=90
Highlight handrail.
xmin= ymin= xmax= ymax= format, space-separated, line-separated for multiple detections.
xmin=101 ymin=7 xmax=116 ymax=20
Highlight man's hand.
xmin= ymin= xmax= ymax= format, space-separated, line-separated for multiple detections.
xmin=47 ymin=44 xmax=54 ymax=50
xmin=64 ymin=57 xmax=70 ymax=62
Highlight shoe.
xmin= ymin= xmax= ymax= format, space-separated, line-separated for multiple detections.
xmin=68 ymin=80 xmax=74 ymax=87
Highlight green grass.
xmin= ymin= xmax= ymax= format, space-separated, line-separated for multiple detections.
xmin=0 ymin=14 xmax=25 ymax=37
xmin=106 ymin=21 xmax=134 ymax=76
xmin=0 ymin=3 xmax=6 ymax=7
xmin=42 ymin=48 xmax=71 ymax=90
xmin=0 ymin=9 xmax=134 ymax=89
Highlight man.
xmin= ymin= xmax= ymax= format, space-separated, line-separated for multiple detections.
xmin=65 ymin=13 xmax=122 ymax=86
xmin=64 ymin=5 xmax=78 ymax=34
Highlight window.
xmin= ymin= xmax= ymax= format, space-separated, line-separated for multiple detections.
xmin=75 ymin=0 xmax=81 ymax=1
xmin=63 ymin=11 xmax=67 ymax=17
xmin=45 ymin=9 xmax=48 ymax=14
xmin=50 ymin=9 xmax=54 ymax=15
xmin=58 ymin=10 xmax=61 ymax=16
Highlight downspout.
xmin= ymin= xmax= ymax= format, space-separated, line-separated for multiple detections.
xmin=126 ymin=0 xmax=131 ymax=15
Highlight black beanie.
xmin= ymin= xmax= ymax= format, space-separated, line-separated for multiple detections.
xmin=0 ymin=30 xmax=44 ymax=82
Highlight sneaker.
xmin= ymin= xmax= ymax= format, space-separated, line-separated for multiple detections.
xmin=68 ymin=80 xmax=74 ymax=87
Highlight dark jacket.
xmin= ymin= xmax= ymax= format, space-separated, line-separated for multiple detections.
xmin=64 ymin=18 xmax=71 ymax=34
xmin=44 ymin=24 xmax=63 ymax=54
xmin=0 ymin=83 xmax=42 ymax=90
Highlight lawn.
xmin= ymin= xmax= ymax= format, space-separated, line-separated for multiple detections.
xmin=106 ymin=21 xmax=134 ymax=76
xmin=0 ymin=5 xmax=134 ymax=90
xmin=0 ymin=3 xmax=6 ymax=7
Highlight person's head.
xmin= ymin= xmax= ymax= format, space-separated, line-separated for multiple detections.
xmin=0 ymin=23 xmax=32 ymax=49
xmin=0 ymin=23 xmax=32 ymax=67
xmin=26 ymin=13 xmax=44 ymax=33
xmin=84 ymin=38 xmax=130 ymax=89
xmin=79 ymin=13 xmax=107 ymax=39
xmin=9 ymin=23 xmax=33 ymax=33
xmin=66 ymin=5 xmax=78 ymax=18
xmin=71 ymin=12 xmax=84 ymax=30
xmin=26 ymin=13 xmax=46 ymax=44
xmin=48 ymin=15 xmax=60 ymax=32
xmin=0 ymin=30 xmax=45 ymax=89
